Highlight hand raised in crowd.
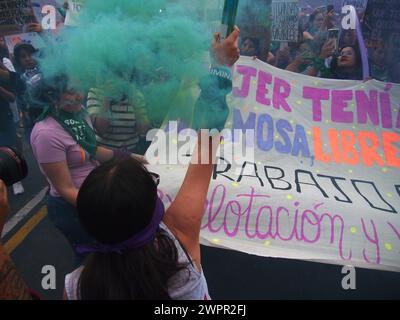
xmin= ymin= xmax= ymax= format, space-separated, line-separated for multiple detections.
xmin=211 ymin=26 xmax=240 ymax=67
xmin=320 ymin=38 xmax=336 ymax=59
xmin=0 ymin=180 xmax=9 ymax=236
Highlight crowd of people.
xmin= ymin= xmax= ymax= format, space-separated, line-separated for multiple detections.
xmin=0 ymin=1 xmax=398 ymax=301
xmin=0 ymin=8 xmax=240 ymax=299
xmin=239 ymin=5 xmax=400 ymax=83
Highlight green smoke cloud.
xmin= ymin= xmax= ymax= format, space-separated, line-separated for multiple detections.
xmin=40 ymin=0 xmax=212 ymax=124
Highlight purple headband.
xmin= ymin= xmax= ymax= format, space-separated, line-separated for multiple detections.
xmin=75 ymin=197 xmax=165 ymax=255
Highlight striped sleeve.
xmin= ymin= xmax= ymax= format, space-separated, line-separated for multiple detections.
xmin=86 ymin=88 xmax=103 ymax=116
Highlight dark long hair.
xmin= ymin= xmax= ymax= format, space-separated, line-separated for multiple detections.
xmin=330 ymin=45 xmax=363 ymax=80
xmin=76 ymin=158 xmax=187 ymax=300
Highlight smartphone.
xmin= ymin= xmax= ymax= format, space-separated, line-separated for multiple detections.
xmin=328 ymin=28 xmax=340 ymax=53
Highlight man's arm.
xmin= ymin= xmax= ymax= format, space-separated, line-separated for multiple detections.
xmin=0 ymin=247 xmax=32 ymax=300
xmin=164 ymin=27 xmax=240 ymax=271
xmin=0 ymin=180 xmax=32 ymax=300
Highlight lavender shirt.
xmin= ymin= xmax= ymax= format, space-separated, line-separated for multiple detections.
xmin=31 ymin=116 xmax=97 ymax=197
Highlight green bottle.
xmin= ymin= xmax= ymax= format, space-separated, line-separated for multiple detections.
xmin=220 ymin=0 xmax=240 ymax=38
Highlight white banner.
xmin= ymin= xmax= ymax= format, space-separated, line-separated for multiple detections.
xmin=149 ymin=56 xmax=400 ymax=272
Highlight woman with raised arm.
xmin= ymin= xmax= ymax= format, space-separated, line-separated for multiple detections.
xmin=63 ymin=27 xmax=240 ymax=300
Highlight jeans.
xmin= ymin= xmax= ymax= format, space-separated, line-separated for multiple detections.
xmin=47 ymin=195 xmax=94 ymax=266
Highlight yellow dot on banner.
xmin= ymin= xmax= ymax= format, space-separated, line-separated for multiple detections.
xmin=220 ymin=140 xmax=225 ymax=145
xmin=212 ymin=238 xmax=220 ymax=245
xmin=382 ymin=167 xmax=389 ymax=173
xmin=275 ymin=135 xmax=280 ymax=140
xmin=286 ymin=194 xmax=294 ymax=200
xmin=384 ymin=243 xmax=393 ymax=251
xmin=314 ymin=81 xmax=319 ymax=85
xmin=350 ymin=227 xmax=358 ymax=234
xmin=264 ymin=240 xmax=271 ymax=246
xmin=352 ymin=126 xmax=356 ymax=130
xmin=316 ymin=170 xmax=321 ymax=173
xmin=297 ymin=100 xmax=302 ymax=105
xmin=348 ymin=169 xmax=353 ymax=174
xmin=325 ymin=120 xmax=330 ymax=124
xmin=307 ymin=131 xmax=312 ymax=136
xmin=257 ymin=162 xmax=262 ymax=165
xmin=254 ymin=106 xmax=259 ymax=111
xmin=387 ymin=193 xmax=393 ymax=198
xmin=172 ymin=139 xmax=177 ymax=145
xmin=290 ymin=120 xmax=294 ymax=124
xmin=232 ymin=182 xmax=239 ymax=187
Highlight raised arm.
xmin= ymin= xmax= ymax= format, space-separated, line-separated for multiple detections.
xmin=164 ymin=27 xmax=240 ymax=270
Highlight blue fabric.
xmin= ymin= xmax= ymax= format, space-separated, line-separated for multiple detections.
xmin=192 ymin=71 xmax=233 ymax=131
xmin=47 ymin=195 xmax=94 ymax=266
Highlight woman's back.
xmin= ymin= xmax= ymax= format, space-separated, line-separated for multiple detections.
xmin=65 ymin=223 xmax=210 ymax=300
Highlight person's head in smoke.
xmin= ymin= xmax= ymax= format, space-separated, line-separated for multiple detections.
xmin=331 ymin=46 xmax=362 ymax=80
xmin=240 ymin=37 xmax=259 ymax=57
xmin=76 ymin=158 xmax=185 ymax=299
xmin=26 ymin=73 xmax=84 ymax=113
xmin=38 ymin=0 xmax=211 ymax=124
xmin=13 ymin=43 xmax=38 ymax=71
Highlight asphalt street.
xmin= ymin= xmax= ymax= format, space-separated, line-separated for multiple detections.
xmin=2 ymin=145 xmax=400 ymax=300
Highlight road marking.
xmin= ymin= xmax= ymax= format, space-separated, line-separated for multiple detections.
xmin=4 ymin=206 xmax=47 ymax=255
xmin=1 ymin=187 xmax=48 ymax=238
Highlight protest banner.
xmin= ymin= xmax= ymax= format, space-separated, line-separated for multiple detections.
xmin=0 ymin=0 xmax=37 ymax=37
xmin=4 ymin=31 xmax=45 ymax=52
xmin=64 ymin=0 xmax=84 ymax=26
xmin=271 ymin=0 xmax=300 ymax=42
xmin=148 ymin=56 xmax=400 ymax=272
